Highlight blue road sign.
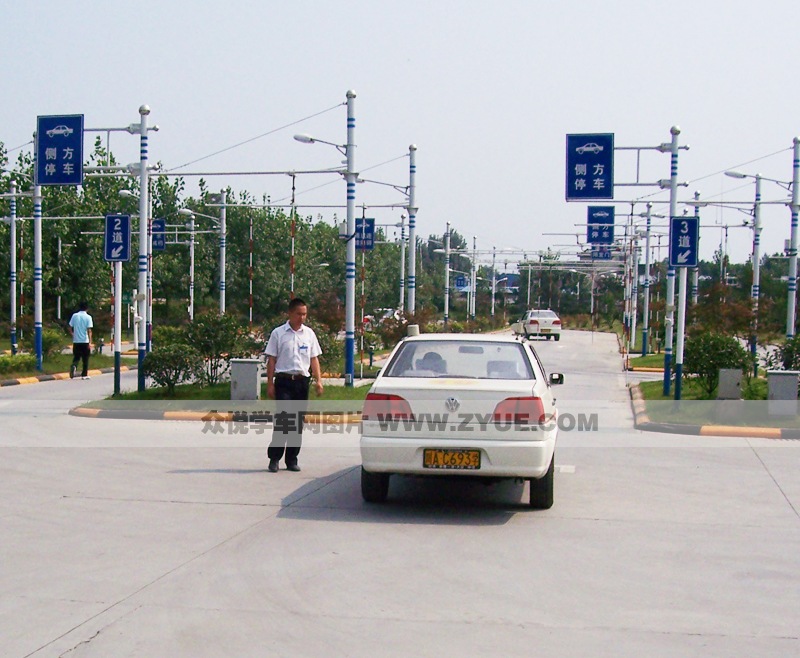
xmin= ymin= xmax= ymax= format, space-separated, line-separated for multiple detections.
xmin=455 ymin=275 xmax=467 ymax=290
xmin=355 ymin=217 xmax=375 ymax=251
xmin=152 ymin=218 xmax=166 ymax=251
xmin=566 ymin=133 xmax=614 ymax=201
xmin=35 ymin=115 xmax=84 ymax=186
xmin=669 ymin=216 xmax=699 ymax=267
xmin=587 ymin=206 xmax=615 ymax=245
xmin=591 ymin=246 xmax=612 ymax=260
xmin=104 ymin=214 xmax=131 ymax=262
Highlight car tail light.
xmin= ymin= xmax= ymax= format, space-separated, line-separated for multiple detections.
xmin=528 ymin=319 xmax=539 ymax=325
xmin=363 ymin=393 xmax=414 ymax=421
xmin=492 ymin=396 xmax=546 ymax=424
xmin=552 ymin=320 xmax=561 ymax=326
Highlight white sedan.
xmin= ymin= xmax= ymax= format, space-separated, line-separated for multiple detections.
xmin=511 ymin=309 xmax=562 ymax=341
xmin=360 ymin=334 xmax=563 ymax=508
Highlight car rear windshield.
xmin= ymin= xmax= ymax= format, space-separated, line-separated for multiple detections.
xmin=383 ymin=341 xmax=534 ymax=379
xmin=529 ymin=310 xmax=558 ymax=319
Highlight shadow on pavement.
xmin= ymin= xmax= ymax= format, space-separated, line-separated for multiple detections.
xmin=277 ymin=467 xmax=532 ymax=527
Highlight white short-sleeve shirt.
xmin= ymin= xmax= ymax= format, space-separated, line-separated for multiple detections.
xmin=265 ymin=322 xmax=323 ymax=376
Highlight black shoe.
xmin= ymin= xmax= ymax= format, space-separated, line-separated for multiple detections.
xmin=286 ymin=463 xmax=301 ymax=472
xmin=268 ymin=459 xmax=279 ymax=473
xmin=69 ymin=364 xmax=76 ymax=379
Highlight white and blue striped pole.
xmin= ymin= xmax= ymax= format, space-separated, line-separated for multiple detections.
xmin=663 ymin=126 xmax=680 ymax=396
xmin=137 ymin=105 xmax=150 ymax=391
xmin=641 ymin=203 xmax=652 ymax=355
xmin=33 ymin=184 xmax=43 ymax=371
xmin=407 ymin=144 xmax=417 ymax=313
xmin=114 ymin=260 xmax=122 ymax=395
xmin=631 ymin=240 xmax=640 ymax=352
xmin=188 ymin=215 xmax=195 ymax=320
xmin=398 ymin=215 xmax=405 ymax=312
xmin=751 ymin=175 xmax=762 ymax=374
xmin=444 ymin=222 xmax=450 ymax=328
xmin=9 ymin=180 xmax=17 ymax=354
xmin=344 ymin=90 xmax=357 ymax=386
xmin=787 ymin=137 xmax=800 ymax=340
xmin=691 ymin=191 xmax=700 ymax=306
xmin=219 ymin=190 xmax=226 ymax=314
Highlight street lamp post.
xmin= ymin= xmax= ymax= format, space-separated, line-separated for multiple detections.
xmin=399 ymin=214 xmax=406 ymax=313
xmin=407 ymin=144 xmax=417 ymax=313
xmin=293 ymin=90 xmax=357 ymax=386
xmin=179 ymin=202 xmax=226 ymax=316
xmin=725 ymin=170 xmax=762 ymax=373
xmin=137 ymin=105 xmax=151 ymax=392
xmin=789 ymin=137 xmax=800 ymax=339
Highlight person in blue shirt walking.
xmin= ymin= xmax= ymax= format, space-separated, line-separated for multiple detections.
xmin=68 ymin=301 xmax=93 ymax=380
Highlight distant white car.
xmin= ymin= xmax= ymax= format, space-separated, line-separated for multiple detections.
xmin=512 ymin=309 xmax=562 ymax=341
xmin=360 ymin=333 xmax=563 ymax=508
xmin=46 ymin=125 xmax=74 ymax=138
xmin=576 ymin=142 xmax=603 ymax=154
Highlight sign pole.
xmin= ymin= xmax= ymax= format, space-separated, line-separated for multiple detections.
xmin=663 ymin=126 xmax=681 ymax=396
xmin=33 ymin=184 xmax=43 ymax=371
xmin=674 ymin=267 xmax=688 ymax=400
xmin=114 ymin=261 xmax=122 ymax=395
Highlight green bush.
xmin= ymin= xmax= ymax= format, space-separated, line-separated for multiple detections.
xmin=186 ymin=312 xmax=252 ymax=385
xmin=306 ymin=321 xmax=343 ymax=374
xmin=683 ymin=333 xmax=753 ymax=398
xmin=763 ymin=336 xmax=800 ymax=371
xmin=142 ymin=345 xmax=204 ymax=396
xmin=0 ymin=354 xmax=37 ymax=375
xmin=152 ymin=325 xmax=189 ymax=348
xmin=21 ymin=328 xmax=69 ymax=359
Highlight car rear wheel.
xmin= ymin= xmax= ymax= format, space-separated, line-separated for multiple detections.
xmin=554 ymin=334 xmax=560 ymax=342
xmin=529 ymin=454 xmax=554 ymax=509
xmin=361 ymin=467 xmax=390 ymax=503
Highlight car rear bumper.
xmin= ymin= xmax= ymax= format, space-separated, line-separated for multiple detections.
xmin=360 ymin=435 xmax=556 ymax=478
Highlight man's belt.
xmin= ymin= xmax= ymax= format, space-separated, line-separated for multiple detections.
xmin=275 ymin=373 xmax=310 ymax=381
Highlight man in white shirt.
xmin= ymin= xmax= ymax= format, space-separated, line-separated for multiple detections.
xmin=68 ymin=301 xmax=93 ymax=380
xmin=264 ymin=297 xmax=324 ymax=472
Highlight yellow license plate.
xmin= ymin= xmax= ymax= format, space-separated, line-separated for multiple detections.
xmin=541 ymin=328 xmax=550 ymax=333
xmin=423 ymin=449 xmax=481 ymax=470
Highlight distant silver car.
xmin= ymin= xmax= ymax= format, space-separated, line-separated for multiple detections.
xmin=512 ymin=309 xmax=562 ymax=341
xmin=360 ymin=334 xmax=563 ymax=508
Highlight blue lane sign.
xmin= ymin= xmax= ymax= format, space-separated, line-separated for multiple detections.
xmin=591 ymin=246 xmax=612 ymax=260
xmin=152 ymin=218 xmax=166 ymax=251
xmin=455 ymin=275 xmax=467 ymax=290
xmin=104 ymin=214 xmax=131 ymax=262
xmin=36 ymin=115 xmax=84 ymax=186
xmin=587 ymin=206 xmax=615 ymax=245
xmin=566 ymin=133 xmax=614 ymax=201
xmin=669 ymin=216 xmax=699 ymax=267
xmin=355 ymin=217 xmax=375 ymax=251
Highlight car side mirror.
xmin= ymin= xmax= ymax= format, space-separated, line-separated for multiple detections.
xmin=549 ymin=373 xmax=564 ymax=385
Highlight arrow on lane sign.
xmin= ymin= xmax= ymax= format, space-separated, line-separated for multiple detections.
xmin=111 ymin=245 xmax=124 ymax=258
xmin=677 ymin=250 xmax=690 ymax=264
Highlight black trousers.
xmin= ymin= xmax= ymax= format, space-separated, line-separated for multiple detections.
xmin=71 ymin=343 xmax=91 ymax=377
xmin=268 ymin=376 xmax=310 ymax=464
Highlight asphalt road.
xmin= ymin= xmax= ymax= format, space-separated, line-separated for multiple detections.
xmin=1 ymin=330 xmax=798 ymax=657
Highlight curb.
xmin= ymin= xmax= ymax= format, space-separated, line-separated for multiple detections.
xmin=1 ymin=364 xmax=137 ymax=388
xmin=629 ymin=384 xmax=796 ymax=439
xmin=69 ymin=407 xmax=363 ymax=424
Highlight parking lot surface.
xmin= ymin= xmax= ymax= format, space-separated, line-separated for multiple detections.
xmin=1 ymin=330 xmax=798 ymax=657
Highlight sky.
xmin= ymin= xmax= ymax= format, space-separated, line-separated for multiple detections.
xmin=3 ymin=0 xmax=800 ymax=269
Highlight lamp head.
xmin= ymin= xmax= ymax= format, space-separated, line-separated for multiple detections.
xmin=725 ymin=170 xmax=747 ymax=179
xmin=177 ymin=209 xmax=194 ymax=217
xmin=293 ymin=134 xmax=315 ymax=144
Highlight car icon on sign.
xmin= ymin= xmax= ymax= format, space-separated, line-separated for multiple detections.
xmin=46 ymin=125 xmax=74 ymax=138
xmin=576 ymin=142 xmax=603 ymax=154
xmin=592 ymin=210 xmax=610 ymax=217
